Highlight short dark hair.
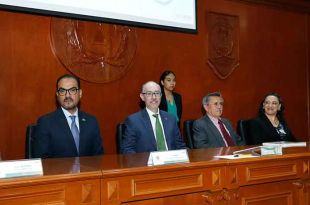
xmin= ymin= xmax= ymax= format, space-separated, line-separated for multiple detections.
xmin=202 ymin=91 xmax=222 ymax=105
xmin=56 ymin=74 xmax=80 ymax=90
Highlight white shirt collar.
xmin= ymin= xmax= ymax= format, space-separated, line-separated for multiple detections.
xmin=207 ymin=114 xmax=221 ymax=124
xmin=145 ymin=107 xmax=159 ymax=116
xmin=61 ymin=107 xmax=79 ymax=118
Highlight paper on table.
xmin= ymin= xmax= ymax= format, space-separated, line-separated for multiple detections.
xmin=214 ymin=154 xmax=259 ymax=159
xmin=232 ymin=146 xmax=261 ymax=155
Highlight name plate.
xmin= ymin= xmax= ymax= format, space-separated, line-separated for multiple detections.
xmin=0 ymin=159 xmax=43 ymax=179
xmin=261 ymin=145 xmax=282 ymax=156
xmin=148 ymin=149 xmax=189 ymax=166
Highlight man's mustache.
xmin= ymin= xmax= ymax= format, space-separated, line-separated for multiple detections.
xmin=64 ymin=97 xmax=73 ymax=101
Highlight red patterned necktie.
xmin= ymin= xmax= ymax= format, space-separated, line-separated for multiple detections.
xmin=218 ymin=120 xmax=235 ymax=146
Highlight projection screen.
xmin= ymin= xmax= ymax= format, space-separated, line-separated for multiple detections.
xmin=0 ymin=0 xmax=197 ymax=33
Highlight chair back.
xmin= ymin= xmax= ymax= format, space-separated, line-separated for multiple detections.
xmin=116 ymin=123 xmax=125 ymax=154
xmin=237 ymin=119 xmax=251 ymax=145
xmin=25 ymin=124 xmax=36 ymax=159
xmin=183 ymin=120 xmax=195 ymax=149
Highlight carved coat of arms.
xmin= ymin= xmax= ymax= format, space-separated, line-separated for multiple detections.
xmin=50 ymin=18 xmax=137 ymax=83
xmin=207 ymin=13 xmax=239 ymax=79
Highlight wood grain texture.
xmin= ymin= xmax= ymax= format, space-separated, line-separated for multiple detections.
xmin=0 ymin=0 xmax=309 ymax=159
xmin=1 ymin=146 xmax=310 ymax=204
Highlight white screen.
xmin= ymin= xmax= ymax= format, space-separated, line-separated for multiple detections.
xmin=0 ymin=0 xmax=197 ymax=32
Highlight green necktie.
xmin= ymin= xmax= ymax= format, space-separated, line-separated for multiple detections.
xmin=153 ymin=114 xmax=167 ymax=151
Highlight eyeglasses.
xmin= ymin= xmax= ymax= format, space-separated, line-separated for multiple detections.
xmin=57 ymin=87 xmax=79 ymax=96
xmin=142 ymin=91 xmax=162 ymax=98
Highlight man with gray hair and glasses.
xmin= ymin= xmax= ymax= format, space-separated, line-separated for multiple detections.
xmin=193 ymin=92 xmax=244 ymax=148
xmin=121 ymin=81 xmax=186 ymax=154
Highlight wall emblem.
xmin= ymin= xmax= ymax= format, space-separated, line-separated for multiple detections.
xmin=50 ymin=18 xmax=137 ymax=83
xmin=207 ymin=13 xmax=239 ymax=79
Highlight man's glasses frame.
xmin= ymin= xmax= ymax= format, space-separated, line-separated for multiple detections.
xmin=142 ymin=91 xmax=162 ymax=98
xmin=57 ymin=87 xmax=79 ymax=96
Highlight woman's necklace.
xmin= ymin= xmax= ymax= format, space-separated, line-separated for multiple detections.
xmin=266 ymin=115 xmax=279 ymax=127
xmin=272 ymin=118 xmax=279 ymax=127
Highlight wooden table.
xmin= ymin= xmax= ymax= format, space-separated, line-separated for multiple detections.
xmin=1 ymin=146 xmax=310 ymax=205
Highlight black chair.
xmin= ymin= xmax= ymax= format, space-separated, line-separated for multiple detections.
xmin=183 ymin=120 xmax=195 ymax=149
xmin=25 ymin=124 xmax=36 ymax=159
xmin=116 ymin=123 xmax=125 ymax=154
xmin=237 ymin=119 xmax=252 ymax=145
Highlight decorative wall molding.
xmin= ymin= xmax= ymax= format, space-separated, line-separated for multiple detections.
xmin=50 ymin=18 xmax=137 ymax=83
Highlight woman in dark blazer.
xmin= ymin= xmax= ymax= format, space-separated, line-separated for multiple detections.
xmin=247 ymin=92 xmax=296 ymax=145
xmin=159 ymin=70 xmax=182 ymax=125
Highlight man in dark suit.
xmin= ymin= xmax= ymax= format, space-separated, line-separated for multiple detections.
xmin=33 ymin=74 xmax=104 ymax=158
xmin=193 ymin=92 xmax=244 ymax=148
xmin=121 ymin=81 xmax=186 ymax=154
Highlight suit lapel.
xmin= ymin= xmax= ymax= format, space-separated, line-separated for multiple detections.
xmin=222 ymin=119 xmax=236 ymax=143
xmin=160 ymin=111 xmax=171 ymax=149
xmin=204 ymin=116 xmax=225 ymax=146
xmin=261 ymin=114 xmax=279 ymax=138
xmin=55 ymin=108 xmax=78 ymax=152
xmin=141 ymin=109 xmax=157 ymax=149
xmin=78 ymin=111 xmax=87 ymax=153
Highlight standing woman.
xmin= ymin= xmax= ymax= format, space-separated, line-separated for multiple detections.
xmin=159 ymin=70 xmax=182 ymax=125
xmin=247 ymin=92 xmax=296 ymax=145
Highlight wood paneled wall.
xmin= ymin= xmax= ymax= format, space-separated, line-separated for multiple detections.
xmin=0 ymin=0 xmax=309 ymax=159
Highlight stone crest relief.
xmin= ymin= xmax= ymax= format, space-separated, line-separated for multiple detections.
xmin=207 ymin=12 xmax=239 ymax=79
xmin=50 ymin=18 xmax=137 ymax=83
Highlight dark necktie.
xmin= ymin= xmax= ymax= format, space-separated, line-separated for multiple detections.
xmin=218 ymin=119 xmax=235 ymax=146
xmin=153 ymin=114 xmax=167 ymax=151
xmin=70 ymin=116 xmax=80 ymax=153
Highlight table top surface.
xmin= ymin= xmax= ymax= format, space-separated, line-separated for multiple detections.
xmin=1 ymin=144 xmax=310 ymax=185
